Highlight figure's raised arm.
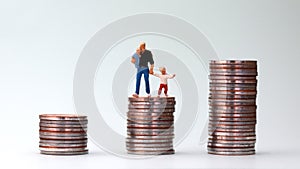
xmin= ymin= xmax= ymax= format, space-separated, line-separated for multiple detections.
xmin=167 ymin=74 xmax=176 ymax=79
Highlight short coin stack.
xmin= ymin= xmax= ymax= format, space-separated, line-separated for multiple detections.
xmin=208 ymin=60 xmax=258 ymax=155
xmin=39 ymin=114 xmax=88 ymax=155
xmin=127 ymin=97 xmax=176 ymax=155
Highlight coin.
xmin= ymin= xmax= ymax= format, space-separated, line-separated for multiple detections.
xmin=39 ymin=139 xmax=87 ymax=144
xmin=127 ymin=149 xmax=175 ymax=155
xmin=126 ymin=139 xmax=173 ymax=143
xmin=40 ymin=119 xmax=88 ymax=124
xmin=39 ymin=114 xmax=87 ymax=121
xmin=40 ymin=150 xmax=88 ymax=155
xmin=39 ymin=123 xmax=87 ymax=128
xmin=39 ymin=143 xmax=87 ymax=148
xmin=208 ymin=60 xmax=257 ymax=156
xmin=128 ymin=97 xmax=175 ymax=102
xmin=127 ymin=97 xmax=175 ymax=155
xmin=39 ymin=114 xmax=88 ymax=155
xmin=128 ymin=108 xmax=175 ymax=113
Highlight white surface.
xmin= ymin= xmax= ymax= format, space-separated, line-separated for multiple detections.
xmin=1 ymin=0 xmax=300 ymax=168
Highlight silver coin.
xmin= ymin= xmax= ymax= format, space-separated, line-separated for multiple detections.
xmin=209 ymin=132 xmax=256 ymax=137
xmin=209 ymin=97 xmax=257 ymax=101
xmin=128 ymin=108 xmax=175 ymax=113
xmin=39 ymin=127 xmax=87 ymax=132
xmin=127 ymin=135 xmax=174 ymax=139
xmin=210 ymin=68 xmax=257 ymax=72
xmin=209 ymin=110 xmax=257 ymax=115
xmin=127 ymin=114 xmax=174 ymax=118
xmin=210 ymin=72 xmax=257 ymax=76
xmin=39 ymin=114 xmax=87 ymax=121
xmin=208 ymin=139 xmax=256 ymax=144
xmin=127 ymin=128 xmax=174 ymax=131
xmin=128 ymin=102 xmax=175 ymax=107
xmin=127 ymin=112 xmax=174 ymax=116
xmin=209 ymin=105 xmax=257 ymax=110
xmin=209 ymin=126 xmax=256 ymax=131
xmin=208 ymin=135 xmax=256 ymax=140
xmin=209 ymin=71 xmax=257 ymax=75
xmin=40 ymin=149 xmax=88 ymax=155
xmin=126 ymin=143 xmax=173 ymax=148
xmin=130 ymin=101 xmax=176 ymax=105
xmin=208 ymin=151 xmax=255 ymax=156
xmin=209 ymin=121 xmax=256 ymax=125
xmin=209 ymin=125 xmax=256 ymax=130
xmin=40 ymin=119 xmax=88 ymax=124
xmin=39 ymin=131 xmax=86 ymax=136
xmin=127 ymin=118 xmax=174 ymax=122
xmin=39 ymin=135 xmax=87 ymax=140
xmin=210 ymin=91 xmax=257 ymax=96
xmin=40 ymin=139 xmax=87 ymax=144
xmin=126 ymin=139 xmax=173 ymax=143
xmin=209 ymin=82 xmax=257 ymax=87
xmin=207 ymin=146 xmax=255 ymax=152
xmin=207 ymin=151 xmax=255 ymax=156
xmin=209 ymin=111 xmax=257 ymax=115
xmin=39 ymin=143 xmax=87 ymax=148
xmin=207 ymin=142 xmax=255 ymax=148
xmin=127 ymin=149 xmax=174 ymax=155
xmin=210 ymin=88 xmax=257 ymax=92
xmin=39 ymin=147 xmax=87 ymax=152
xmin=127 ymin=122 xmax=174 ymax=126
xmin=209 ymin=112 xmax=257 ymax=116
xmin=209 ymin=117 xmax=256 ymax=122
xmin=209 ymin=76 xmax=257 ymax=81
xmin=127 ymin=121 xmax=174 ymax=125
xmin=128 ymin=105 xmax=175 ymax=109
xmin=209 ymin=100 xmax=256 ymax=105
xmin=127 ymin=131 xmax=174 ymax=136
xmin=209 ymin=98 xmax=256 ymax=102
xmin=39 ymin=122 xmax=87 ymax=128
xmin=209 ymin=63 xmax=257 ymax=67
xmin=210 ymin=60 xmax=257 ymax=65
xmin=210 ymin=69 xmax=257 ymax=73
xmin=209 ymin=79 xmax=257 ymax=83
xmin=208 ymin=128 xmax=255 ymax=133
xmin=127 ymin=147 xmax=173 ymax=151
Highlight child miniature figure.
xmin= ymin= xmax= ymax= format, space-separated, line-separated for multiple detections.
xmin=152 ymin=67 xmax=176 ymax=97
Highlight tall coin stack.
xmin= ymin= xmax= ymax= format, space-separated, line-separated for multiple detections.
xmin=127 ymin=97 xmax=176 ymax=155
xmin=39 ymin=114 xmax=88 ymax=155
xmin=208 ymin=60 xmax=258 ymax=155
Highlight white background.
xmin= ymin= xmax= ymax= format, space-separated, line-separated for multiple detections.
xmin=1 ymin=0 xmax=300 ymax=168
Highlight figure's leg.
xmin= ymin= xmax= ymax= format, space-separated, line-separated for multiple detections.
xmin=158 ymin=84 xmax=163 ymax=96
xmin=144 ymin=69 xmax=150 ymax=94
xmin=134 ymin=71 xmax=142 ymax=96
xmin=164 ymin=84 xmax=168 ymax=96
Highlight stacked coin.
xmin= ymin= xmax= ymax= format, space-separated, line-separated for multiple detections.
xmin=208 ymin=60 xmax=258 ymax=156
xmin=127 ymin=97 xmax=176 ymax=155
xmin=39 ymin=114 xmax=88 ymax=155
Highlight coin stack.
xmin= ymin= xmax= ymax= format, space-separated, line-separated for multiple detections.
xmin=39 ymin=114 xmax=88 ymax=155
xmin=127 ymin=97 xmax=176 ymax=155
xmin=208 ymin=60 xmax=258 ymax=156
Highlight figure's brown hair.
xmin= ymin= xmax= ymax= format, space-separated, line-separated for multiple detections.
xmin=140 ymin=42 xmax=146 ymax=50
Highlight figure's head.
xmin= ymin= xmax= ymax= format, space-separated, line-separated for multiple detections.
xmin=159 ymin=67 xmax=166 ymax=74
xmin=139 ymin=42 xmax=146 ymax=51
xmin=136 ymin=48 xmax=141 ymax=55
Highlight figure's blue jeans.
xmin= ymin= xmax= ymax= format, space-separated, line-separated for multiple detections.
xmin=135 ymin=68 xmax=150 ymax=95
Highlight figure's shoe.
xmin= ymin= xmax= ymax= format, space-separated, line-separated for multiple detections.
xmin=157 ymin=95 xmax=160 ymax=98
xmin=147 ymin=94 xmax=151 ymax=98
xmin=132 ymin=93 xmax=139 ymax=98
xmin=165 ymin=94 xmax=168 ymax=97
